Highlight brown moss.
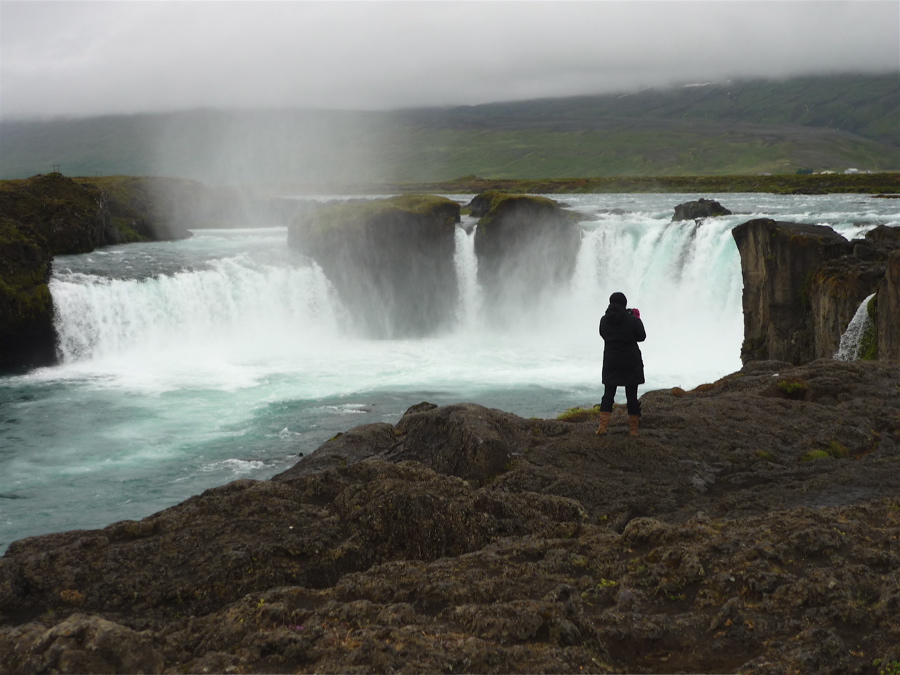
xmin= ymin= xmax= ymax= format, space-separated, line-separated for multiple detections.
xmin=776 ymin=377 xmax=810 ymax=399
xmin=556 ymin=405 xmax=602 ymax=423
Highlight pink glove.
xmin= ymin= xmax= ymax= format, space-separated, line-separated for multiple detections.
xmin=631 ymin=308 xmax=641 ymax=318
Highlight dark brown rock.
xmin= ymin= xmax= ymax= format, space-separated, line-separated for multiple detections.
xmin=277 ymin=403 xmax=531 ymax=485
xmin=288 ymin=195 xmax=461 ymax=338
xmin=0 ymin=225 xmax=56 ymax=371
xmin=0 ymin=614 xmax=164 ymax=675
xmin=672 ymin=198 xmax=732 ymax=221
xmin=730 ymin=218 xmax=900 ymax=364
xmin=877 ymin=250 xmax=900 ymax=361
xmin=732 ymin=218 xmax=849 ymax=363
xmin=2 ymin=359 xmax=899 ymax=674
xmin=470 ymin=192 xmax=581 ymax=322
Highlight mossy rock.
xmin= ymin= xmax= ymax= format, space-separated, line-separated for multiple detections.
xmin=0 ymin=173 xmax=191 ymax=253
xmin=824 ymin=441 xmax=850 ymax=458
xmin=288 ymin=195 xmax=462 ymax=338
xmin=0 ymin=189 xmax=58 ymax=370
xmin=302 ymin=194 xmax=460 ymax=236
xmin=468 ymin=192 xmax=582 ymax=322
xmin=800 ymin=441 xmax=849 ymax=462
xmin=776 ymin=377 xmax=810 ymax=400
xmin=556 ymin=405 xmax=602 ymax=423
xmin=470 ymin=191 xmax=576 ymax=230
xmin=0 ymin=173 xmax=193 ymax=371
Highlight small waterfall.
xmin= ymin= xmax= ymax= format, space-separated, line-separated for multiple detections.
xmin=834 ymin=293 xmax=876 ymax=361
xmin=454 ymin=222 xmax=481 ymax=329
xmin=51 ymin=258 xmax=342 ymax=363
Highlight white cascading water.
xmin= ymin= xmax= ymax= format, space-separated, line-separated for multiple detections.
xmin=53 ymin=260 xmax=341 ymax=362
xmin=48 ymin=216 xmax=745 ymax=394
xmin=834 ymin=293 xmax=876 ymax=361
xmin=553 ymin=215 xmax=744 ymax=388
xmin=49 ymin=251 xmax=350 ymax=395
xmin=453 ymin=220 xmax=482 ymax=330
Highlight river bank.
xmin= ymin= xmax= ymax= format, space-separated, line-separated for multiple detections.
xmin=275 ymin=172 xmax=900 ymax=196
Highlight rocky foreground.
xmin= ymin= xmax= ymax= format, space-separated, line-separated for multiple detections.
xmin=1 ymin=358 xmax=899 ymax=674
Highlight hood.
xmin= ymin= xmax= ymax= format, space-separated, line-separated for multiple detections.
xmin=605 ymin=303 xmax=629 ymax=325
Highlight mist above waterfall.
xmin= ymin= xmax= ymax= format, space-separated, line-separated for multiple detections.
xmin=148 ymin=109 xmax=401 ymax=188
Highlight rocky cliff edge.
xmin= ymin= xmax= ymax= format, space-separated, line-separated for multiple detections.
xmin=0 ymin=174 xmax=195 ymax=372
xmin=1 ymin=358 xmax=899 ymax=674
xmin=732 ymin=218 xmax=900 ymax=364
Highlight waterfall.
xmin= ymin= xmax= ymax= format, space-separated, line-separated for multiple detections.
xmin=51 ymin=257 xmax=343 ymax=364
xmin=562 ymin=217 xmax=744 ymax=385
xmin=834 ymin=293 xmax=876 ymax=361
xmin=454 ymin=222 xmax=481 ymax=329
xmin=47 ymin=215 xmax=745 ymax=391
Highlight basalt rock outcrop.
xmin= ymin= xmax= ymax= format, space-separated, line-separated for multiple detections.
xmin=878 ymin=249 xmax=900 ymax=361
xmin=0 ymin=214 xmax=56 ymax=371
xmin=2 ymin=358 xmax=899 ymax=674
xmin=0 ymin=174 xmax=193 ymax=372
xmin=672 ymin=197 xmax=732 ymax=221
xmin=288 ymin=195 xmax=461 ymax=338
xmin=732 ymin=218 xmax=900 ymax=364
xmin=469 ymin=191 xmax=582 ymax=322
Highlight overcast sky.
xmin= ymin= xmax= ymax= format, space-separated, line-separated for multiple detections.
xmin=1 ymin=0 xmax=898 ymax=120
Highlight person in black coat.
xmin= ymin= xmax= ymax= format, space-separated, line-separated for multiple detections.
xmin=596 ymin=291 xmax=646 ymax=437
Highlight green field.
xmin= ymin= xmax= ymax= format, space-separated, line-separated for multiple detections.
xmin=1 ymin=74 xmax=897 ymax=186
xmin=382 ymin=172 xmax=900 ymax=195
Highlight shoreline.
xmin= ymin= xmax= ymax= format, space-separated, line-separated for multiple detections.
xmin=266 ymin=172 xmax=900 ymax=196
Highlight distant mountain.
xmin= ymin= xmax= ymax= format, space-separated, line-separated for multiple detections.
xmin=411 ymin=74 xmax=899 ymax=144
xmin=1 ymin=74 xmax=897 ymax=186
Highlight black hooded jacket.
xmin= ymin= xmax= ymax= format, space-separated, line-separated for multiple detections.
xmin=599 ymin=303 xmax=646 ymax=386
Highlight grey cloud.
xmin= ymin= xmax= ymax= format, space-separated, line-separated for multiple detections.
xmin=1 ymin=1 xmax=898 ymax=119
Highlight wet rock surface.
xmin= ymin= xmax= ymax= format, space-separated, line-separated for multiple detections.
xmin=671 ymin=198 xmax=732 ymax=221
xmin=2 ymin=359 xmax=899 ymax=674
xmin=469 ymin=191 xmax=582 ymax=324
xmin=0 ymin=174 xmax=194 ymax=372
xmin=733 ymin=218 xmax=900 ymax=365
xmin=288 ymin=195 xmax=461 ymax=338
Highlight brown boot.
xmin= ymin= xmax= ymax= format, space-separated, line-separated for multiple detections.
xmin=595 ymin=411 xmax=612 ymax=436
xmin=628 ymin=415 xmax=640 ymax=437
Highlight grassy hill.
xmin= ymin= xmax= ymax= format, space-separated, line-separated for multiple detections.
xmin=426 ymin=74 xmax=899 ymax=144
xmin=1 ymin=74 xmax=897 ymax=186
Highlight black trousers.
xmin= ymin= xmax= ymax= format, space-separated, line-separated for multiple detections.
xmin=600 ymin=383 xmax=641 ymax=416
